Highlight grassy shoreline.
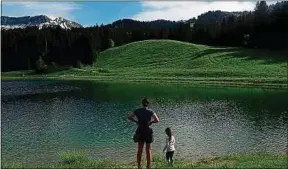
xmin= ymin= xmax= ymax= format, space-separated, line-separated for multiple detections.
xmin=2 ymin=153 xmax=287 ymax=168
xmin=2 ymin=74 xmax=287 ymax=89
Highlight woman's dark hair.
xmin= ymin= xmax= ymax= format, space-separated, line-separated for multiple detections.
xmin=165 ymin=127 xmax=172 ymax=141
xmin=142 ymin=98 xmax=150 ymax=107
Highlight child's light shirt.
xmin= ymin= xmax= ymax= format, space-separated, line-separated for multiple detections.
xmin=166 ymin=136 xmax=175 ymax=152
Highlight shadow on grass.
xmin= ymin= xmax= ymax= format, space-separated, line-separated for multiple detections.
xmin=198 ymin=47 xmax=288 ymax=64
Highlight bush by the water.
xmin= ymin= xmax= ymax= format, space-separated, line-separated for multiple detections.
xmin=76 ymin=60 xmax=84 ymax=69
xmin=109 ymin=39 xmax=115 ymax=48
xmin=51 ymin=62 xmax=58 ymax=69
xmin=35 ymin=56 xmax=48 ymax=73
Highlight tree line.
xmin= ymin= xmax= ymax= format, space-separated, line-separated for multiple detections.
xmin=2 ymin=1 xmax=287 ymax=72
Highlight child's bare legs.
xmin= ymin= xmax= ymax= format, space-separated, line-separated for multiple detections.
xmin=137 ymin=143 xmax=144 ymax=169
xmin=146 ymin=144 xmax=152 ymax=169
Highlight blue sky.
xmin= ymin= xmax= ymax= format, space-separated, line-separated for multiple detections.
xmin=2 ymin=1 xmax=278 ymax=27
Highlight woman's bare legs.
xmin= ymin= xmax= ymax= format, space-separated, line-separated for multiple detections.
xmin=145 ymin=143 xmax=152 ymax=169
xmin=137 ymin=143 xmax=144 ymax=169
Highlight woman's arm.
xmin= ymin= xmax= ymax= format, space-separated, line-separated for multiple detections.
xmin=128 ymin=112 xmax=138 ymax=124
xmin=149 ymin=113 xmax=159 ymax=125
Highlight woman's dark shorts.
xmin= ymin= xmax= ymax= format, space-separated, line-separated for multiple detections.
xmin=133 ymin=127 xmax=153 ymax=144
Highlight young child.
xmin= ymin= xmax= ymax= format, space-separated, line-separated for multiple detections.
xmin=163 ymin=127 xmax=175 ymax=167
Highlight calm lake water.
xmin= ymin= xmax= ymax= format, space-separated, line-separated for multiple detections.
xmin=1 ymin=80 xmax=288 ymax=166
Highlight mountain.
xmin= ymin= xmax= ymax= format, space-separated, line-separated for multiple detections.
xmin=107 ymin=19 xmax=184 ymax=29
xmin=1 ymin=15 xmax=83 ymax=30
xmin=195 ymin=10 xmax=244 ymax=25
xmin=107 ymin=11 xmax=240 ymax=29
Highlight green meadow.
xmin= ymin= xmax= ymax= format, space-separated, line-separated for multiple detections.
xmin=2 ymin=40 xmax=287 ymax=88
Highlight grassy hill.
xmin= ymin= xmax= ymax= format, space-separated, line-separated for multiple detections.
xmin=95 ymin=40 xmax=286 ymax=77
xmin=3 ymin=40 xmax=287 ymax=87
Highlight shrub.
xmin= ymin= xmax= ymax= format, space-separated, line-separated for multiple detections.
xmin=35 ymin=56 xmax=48 ymax=73
xmin=76 ymin=60 xmax=84 ymax=69
xmin=51 ymin=62 xmax=58 ymax=69
xmin=108 ymin=39 xmax=115 ymax=48
xmin=93 ymin=50 xmax=100 ymax=63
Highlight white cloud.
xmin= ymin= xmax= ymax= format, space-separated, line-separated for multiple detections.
xmin=133 ymin=1 xmax=277 ymax=21
xmin=2 ymin=2 xmax=81 ymax=20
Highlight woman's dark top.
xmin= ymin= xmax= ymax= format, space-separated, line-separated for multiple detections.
xmin=133 ymin=107 xmax=154 ymax=143
xmin=134 ymin=107 xmax=154 ymax=128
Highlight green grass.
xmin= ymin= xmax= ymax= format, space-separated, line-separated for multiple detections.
xmin=2 ymin=40 xmax=287 ymax=88
xmin=2 ymin=152 xmax=287 ymax=168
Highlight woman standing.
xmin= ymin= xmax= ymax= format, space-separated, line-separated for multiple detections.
xmin=128 ymin=98 xmax=160 ymax=169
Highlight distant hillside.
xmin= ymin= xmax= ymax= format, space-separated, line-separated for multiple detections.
xmin=195 ymin=10 xmax=245 ymax=25
xmin=106 ymin=11 xmax=244 ymax=29
xmin=1 ymin=15 xmax=83 ymax=30
xmin=107 ymin=19 xmax=183 ymax=29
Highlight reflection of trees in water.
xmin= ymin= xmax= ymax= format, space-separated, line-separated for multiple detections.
xmin=232 ymin=93 xmax=288 ymax=132
xmin=80 ymin=81 xmax=111 ymax=101
xmin=1 ymin=90 xmax=73 ymax=103
xmin=233 ymin=95 xmax=288 ymax=154
xmin=74 ymin=81 xmax=288 ymax=115
xmin=73 ymin=81 xmax=224 ymax=104
xmin=77 ymin=81 xmax=173 ymax=104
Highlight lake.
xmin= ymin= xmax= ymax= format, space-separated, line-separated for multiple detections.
xmin=1 ymin=80 xmax=287 ymax=166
